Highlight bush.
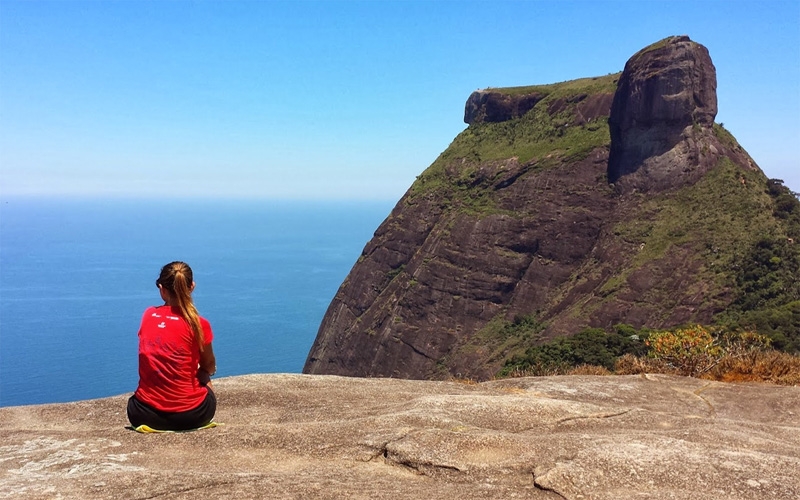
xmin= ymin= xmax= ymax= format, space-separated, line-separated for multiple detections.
xmin=496 ymin=323 xmax=800 ymax=386
xmin=614 ymin=353 xmax=674 ymax=375
xmin=498 ymin=325 xmax=648 ymax=376
xmin=567 ymin=364 xmax=612 ymax=376
xmin=499 ymin=362 xmax=571 ymax=378
xmin=706 ymin=350 xmax=800 ymax=385
xmin=645 ymin=325 xmax=723 ymax=377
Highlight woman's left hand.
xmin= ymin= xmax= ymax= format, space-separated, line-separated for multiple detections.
xmin=197 ymin=369 xmax=212 ymax=386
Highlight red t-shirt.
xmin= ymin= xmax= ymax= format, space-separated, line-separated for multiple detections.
xmin=134 ymin=305 xmax=214 ymax=412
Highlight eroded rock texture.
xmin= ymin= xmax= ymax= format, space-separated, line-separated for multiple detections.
xmin=304 ymin=36 xmax=764 ymax=380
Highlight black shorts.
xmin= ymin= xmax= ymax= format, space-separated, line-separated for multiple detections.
xmin=127 ymin=388 xmax=216 ymax=431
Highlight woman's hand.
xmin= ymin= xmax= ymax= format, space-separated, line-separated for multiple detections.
xmin=197 ymin=368 xmax=212 ymax=386
xmin=198 ymin=342 xmax=216 ymax=390
xmin=199 ymin=343 xmax=216 ymax=375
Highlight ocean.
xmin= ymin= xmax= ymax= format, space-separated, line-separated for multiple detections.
xmin=0 ymin=197 xmax=394 ymax=407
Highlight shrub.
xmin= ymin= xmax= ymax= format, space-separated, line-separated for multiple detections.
xmin=642 ymin=326 xmax=794 ymax=382
xmin=496 ymin=323 xmax=800 ymax=385
xmin=719 ymin=330 xmax=772 ymax=362
xmin=498 ymin=362 xmax=571 ymax=378
xmin=645 ymin=325 xmax=722 ymax=377
xmin=614 ymin=353 xmax=674 ymax=375
xmin=567 ymin=364 xmax=612 ymax=376
xmin=498 ymin=325 xmax=648 ymax=376
xmin=706 ymin=350 xmax=800 ymax=385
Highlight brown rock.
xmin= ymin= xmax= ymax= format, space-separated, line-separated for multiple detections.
xmin=1 ymin=374 xmax=798 ymax=499
xmin=464 ymin=90 xmax=545 ymax=124
xmin=608 ymin=35 xmax=719 ymax=189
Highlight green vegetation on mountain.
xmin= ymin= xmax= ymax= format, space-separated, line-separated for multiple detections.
xmin=491 ymin=172 xmax=800 ymax=376
xmin=719 ymin=178 xmax=800 ymax=352
xmin=498 ymin=324 xmax=649 ymax=376
xmin=426 ymin=114 xmax=800 ymax=375
xmin=490 ymin=170 xmax=800 ymax=375
xmin=409 ymin=74 xmax=617 ymax=216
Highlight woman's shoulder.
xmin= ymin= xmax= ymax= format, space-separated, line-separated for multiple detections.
xmin=140 ymin=305 xmax=171 ymax=320
xmin=141 ymin=305 xmax=158 ymax=317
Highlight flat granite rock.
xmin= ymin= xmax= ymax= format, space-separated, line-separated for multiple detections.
xmin=1 ymin=374 xmax=798 ymax=499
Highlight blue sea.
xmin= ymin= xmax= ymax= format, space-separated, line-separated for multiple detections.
xmin=0 ymin=197 xmax=394 ymax=407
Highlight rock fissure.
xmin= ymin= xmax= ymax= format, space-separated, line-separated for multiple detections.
xmin=138 ymin=478 xmax=260 ymax=500
xmin=532 ymin=466 xmax=575 ymax=500
xmin=361 ymin=441 xmax=392 ymax=463
xmin=393 ymin=335 xmax=436 ymax=361
xmin=531 ymin=473 xmax=569 ymax=500
xmin=554 ymin=408 xmax=634 ymax=426
xmin=361 ymin=430 xmax=417 ymax=463
xmin=387 ymin=456 xmax=465 ymax=477
xmin=371 ymin=433 xmax=468 ymax=477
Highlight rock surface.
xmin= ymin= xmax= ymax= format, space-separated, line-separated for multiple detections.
xmin=1 ymin=374 xmax=798 ymax=499
xmin=464 ymin=90 xmax=545 ymax=124
xmin=608 ymin=35 xmax=719 ymax=190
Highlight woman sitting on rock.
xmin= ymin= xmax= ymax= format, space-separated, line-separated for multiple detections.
xmin=127 ymin=261 xmax=217 ymax=431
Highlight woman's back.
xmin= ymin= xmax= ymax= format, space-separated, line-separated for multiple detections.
xmin=135 ymin=305 xmax=213 ymax=412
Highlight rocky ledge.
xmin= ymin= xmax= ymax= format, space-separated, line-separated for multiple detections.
xmin=1 ymin=374 xmax=798 ymax=499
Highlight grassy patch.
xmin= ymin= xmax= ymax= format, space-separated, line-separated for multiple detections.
xmin=491 ymin=73 xmax=619 ymax=97
xmin=385 ymin=264 xmax=405 ymax=281
xmin=410 ymin=74 xmax=617 ymax=216
xmin=605 ymin=158 xmax=778 ymax=304
xmin=437 ymin=106 xmax=610 ymax=168
xmin=628 ymin=36 xmax=686 ymax=65
xmin=458 ymin=313 xmax=547 ymax=366
xmin=713 ymin=122 xmax=738 ymax=150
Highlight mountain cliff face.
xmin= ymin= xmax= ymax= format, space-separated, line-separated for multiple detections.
xmin=304 ymin=36 xmax=796 ymax=380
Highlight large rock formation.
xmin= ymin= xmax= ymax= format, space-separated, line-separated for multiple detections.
xmin=1 ymin=374 xmax=798 ymax=499
xmin=303 ymin=36 xmax=781 ymax=381
xmin=608 ymin=35 xmax=720 ymax=190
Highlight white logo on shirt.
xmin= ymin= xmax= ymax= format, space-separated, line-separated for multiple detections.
xmin=157 ymin=322 xmax=166 ymax=328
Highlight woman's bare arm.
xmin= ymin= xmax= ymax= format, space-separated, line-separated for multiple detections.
xmin=198 ymin=343 xmax=217 ymax=386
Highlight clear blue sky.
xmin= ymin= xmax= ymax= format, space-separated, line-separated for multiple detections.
xmin=1 ymin=0 xmax=798 ymax=200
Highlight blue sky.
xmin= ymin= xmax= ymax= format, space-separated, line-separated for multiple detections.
xmin=1 ymin=0 xmax=798 ymax=200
